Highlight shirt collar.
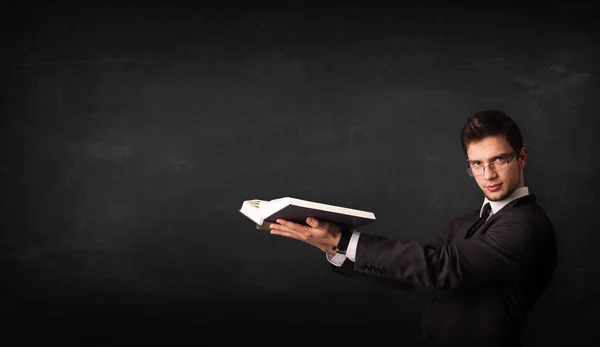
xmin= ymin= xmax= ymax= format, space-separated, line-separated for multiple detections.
xmin=481 ymin=186 xmax=530 ymax=217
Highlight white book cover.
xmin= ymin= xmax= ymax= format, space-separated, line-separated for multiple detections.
xmin=239 ymin=197 xmax=376 ymax=230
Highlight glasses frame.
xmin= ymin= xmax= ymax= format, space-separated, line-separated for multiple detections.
xmin=466 ymin=147 xmax=521 ymax=177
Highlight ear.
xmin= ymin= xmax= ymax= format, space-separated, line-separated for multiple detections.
xmin=519 ymin=147 xmax=528 ymax=168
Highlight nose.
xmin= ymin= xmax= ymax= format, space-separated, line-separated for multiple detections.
xmin=483 ymin=165 xmax=498 ymax=180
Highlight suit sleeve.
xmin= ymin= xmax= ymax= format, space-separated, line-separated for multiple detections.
xmin=354 ymin=218 xmax=552 ymax=290
xmin=330 ymin=255 xmax=416 ymax=290
xmin=328 ymin=233 xmax=447 ymax=291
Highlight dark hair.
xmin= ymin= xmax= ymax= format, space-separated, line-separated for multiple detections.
xmin=460 ymin=110 xmax=523 ymax=156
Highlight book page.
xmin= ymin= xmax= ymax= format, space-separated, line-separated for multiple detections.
xmin=239 ymin=200 xmax=267 ymax=226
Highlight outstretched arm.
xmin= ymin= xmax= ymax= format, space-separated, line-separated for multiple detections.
xmin=268 ymin=215 xmax=552 ymax=290
xmin=352 ymin=219 xmax=554 ymax=290
xmin=269 ymin=217 xmax=418 ymax=290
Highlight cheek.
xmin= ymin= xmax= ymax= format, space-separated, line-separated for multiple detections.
xmin=474 ymin=176 xmax=486 ymax=186
xmin=505 ymin=166 xmax=520 ymax=181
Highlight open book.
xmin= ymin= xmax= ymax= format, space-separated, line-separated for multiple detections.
xmin=239 ymin=197 xmax=376 ymax=230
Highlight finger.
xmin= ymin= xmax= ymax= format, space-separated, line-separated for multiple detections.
xmin=270 ymin=223 xmax=308 ymax=240
xmin=276 ymin=219 xmax=312 ymax=238
xmin=270 ymin=229 xmax=306 ymax=241
xmin=306 ymin=217 xmax=320 ymax=228
xmin=307 ymin=217 xmax=329 ymax=235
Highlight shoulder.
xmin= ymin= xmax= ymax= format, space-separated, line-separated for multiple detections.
xmin=503 ymin=195 xmax=552 ymax=222
xmin=493 ymin=195 xmax=556 ymax=235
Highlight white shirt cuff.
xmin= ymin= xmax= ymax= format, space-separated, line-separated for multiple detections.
xmin=346 ymin=231 xmax=361 ymax=262
xmin=326 ymin=252 xmax=346 ymax=267
xmin=325 ymin=231 xmax=361 ymax=266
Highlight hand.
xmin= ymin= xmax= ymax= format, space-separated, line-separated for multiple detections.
xmin=259 ymin=220 xmax=335 ymax=254
xmin=303 ymin=238 xmax=338 ymax=255
xmin=269 ymin=217 xmax=342 ymax=250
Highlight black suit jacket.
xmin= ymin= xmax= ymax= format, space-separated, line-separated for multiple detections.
xmin=332 ymin=194 xmax=557 ymax=346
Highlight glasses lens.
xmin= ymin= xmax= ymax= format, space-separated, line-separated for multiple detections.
xmin=467 ymin=151 xmax=518 ymax=177
xmin=468 ymin=162 xmax=510 ymax=176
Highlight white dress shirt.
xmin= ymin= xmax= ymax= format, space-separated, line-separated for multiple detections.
xmin=326 ymin=186 xmax=530 ymax=267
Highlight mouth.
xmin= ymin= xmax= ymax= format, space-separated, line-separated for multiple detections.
xmin=486 ymin=183 xmax=502 ymax=192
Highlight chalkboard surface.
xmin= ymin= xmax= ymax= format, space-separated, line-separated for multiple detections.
xmin=1 ymin=3 xmax=598 ymax=345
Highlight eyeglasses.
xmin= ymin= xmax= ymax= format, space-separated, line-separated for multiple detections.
xmin=466 ymin=148 xmax=520 ymax=177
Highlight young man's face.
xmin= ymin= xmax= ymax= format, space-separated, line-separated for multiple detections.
xmin=466 ymin=135 xmax=526 ymax=201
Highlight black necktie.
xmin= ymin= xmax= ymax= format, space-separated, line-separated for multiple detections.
xmin=465 ymin=203 xmax=492 ymax=239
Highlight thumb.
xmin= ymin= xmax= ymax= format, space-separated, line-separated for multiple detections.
xmin=306 ymin=217 xmax=320 ymax=228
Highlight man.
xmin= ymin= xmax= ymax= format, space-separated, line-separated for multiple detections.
xmin=268 ymin=110 xmax=557 ymax=346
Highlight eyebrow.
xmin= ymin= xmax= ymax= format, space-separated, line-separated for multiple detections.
xmin=468 ymin=151 xmax=514 ymax=162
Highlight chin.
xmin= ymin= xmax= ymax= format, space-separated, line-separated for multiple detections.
xmin=483 ymin=188 xmax=509 ymax=201
xmin=485 ymin=192 xmax=507 ymax=201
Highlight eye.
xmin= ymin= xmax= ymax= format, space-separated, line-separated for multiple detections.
xmin=471 ymin=161 xmax=481 ymax=167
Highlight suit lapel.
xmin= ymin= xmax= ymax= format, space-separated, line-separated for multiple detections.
xmin=466 ymin=212 xmax=499 ymax=239
xmin=456 ymin=212 xmax=481 ymax=240
xmin=463 ymin=195 xmax=534 ymax=239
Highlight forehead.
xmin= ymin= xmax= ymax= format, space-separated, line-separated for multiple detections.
xmin=466 ymin=135 xmax=513 ymax=160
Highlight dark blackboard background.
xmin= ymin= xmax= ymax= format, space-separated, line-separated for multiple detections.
xmin=1 ymin=2 xmax=599 ymax=346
